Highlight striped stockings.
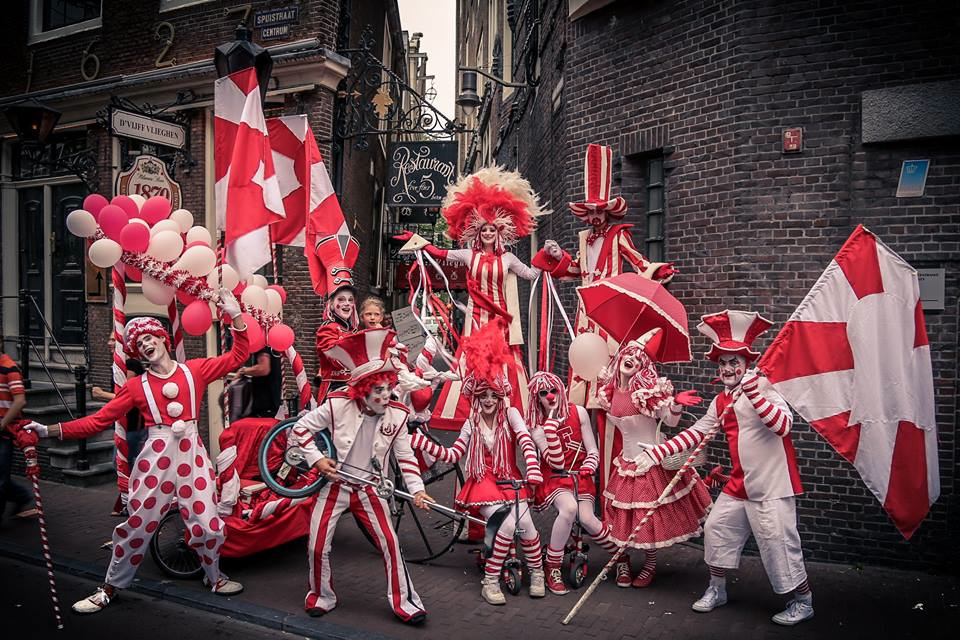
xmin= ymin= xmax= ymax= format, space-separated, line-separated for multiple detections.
xmin=635 ymin=549 xmax=657 ymax=580
xmin=589 ymin=524 xmax=623 ymax=558
xmin=545 ymin=545 xmax=565 ymax=567
xmin=485 ymin=533 xmax=512 ymax=579
xmin=519 ymin=534 xmax=544 ymax=569
xmin=709 ymin=564 xmax=727 ymax=586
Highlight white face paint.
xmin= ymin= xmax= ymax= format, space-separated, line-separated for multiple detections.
xmin=136 ymin=334 xmax=168 ymax=366
xmin=479 ymin=389 xmax=500 ymax=416
xmin=537 ymin=386 xmax=561 ymax=415
xmin=619 ymin=352 xmax=639 ymax=378
xmin=331 ymin=290 xmax=355 ymax=322
xmin=364 ymin=382 xmax=393 ymax=415
xmin=479 ymin=223 xmax=498 ymax=250
xmin=717 ymin=354 xmax=747 ymax=389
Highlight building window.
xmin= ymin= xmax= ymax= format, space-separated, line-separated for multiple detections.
xmin=29 ymin=0 xmax=102 ymax=44
xmin=645 ymin=156 xmax=665 ymax=262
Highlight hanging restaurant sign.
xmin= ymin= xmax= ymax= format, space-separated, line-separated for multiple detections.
xmin=110 ymin=108 xmax=187 ymax=149
xmin=387 ymin=141 xmax=458 ymax=208
xmin=116 ymin=155 xmax=183 ymax=210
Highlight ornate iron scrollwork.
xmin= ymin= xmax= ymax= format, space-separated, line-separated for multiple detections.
xmin=328 ymin=25 xmax=466 ymax=152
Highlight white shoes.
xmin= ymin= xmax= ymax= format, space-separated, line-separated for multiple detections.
xmin=481 ymin=576 xmax=506 ymax=606
xmin=204 ymin=576 xmax=244 ymax=596
xmin=691 ymin=585 xmax=727 ymax=613
xmin=772 ymin=598 xmax=814 ymax=626
xmin=72 ymin=586 xmax=116 ymax=614
xmin=528 ymin=568 xmax=546 ymax=598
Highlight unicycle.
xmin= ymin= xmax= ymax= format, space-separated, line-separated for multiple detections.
xmin=257 ymin=416 xmax=335 ymax=498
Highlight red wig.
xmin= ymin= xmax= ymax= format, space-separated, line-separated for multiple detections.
xmin=348 ymin=371 xmax=399 ymax=400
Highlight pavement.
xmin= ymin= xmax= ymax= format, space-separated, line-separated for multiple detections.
xmin=1 ymin=478 xmax=958 ymax=640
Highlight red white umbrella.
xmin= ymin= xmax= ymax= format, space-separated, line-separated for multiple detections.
xmin=577 ymin=273 xmax=691 ymax=363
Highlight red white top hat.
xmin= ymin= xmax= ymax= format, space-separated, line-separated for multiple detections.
xmin=697 ymin=309 xmax=773 ymax=363
xmin=308 ymin=224 xmax=361 ymax=297
xmin=569 ymin=144 xmax=628 ymax=218
xmin=321 ymin=328 xmax=400 ymax=382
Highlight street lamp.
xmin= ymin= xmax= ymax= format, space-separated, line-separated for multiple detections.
xmin=214 ymin=24 xmax=273 ymax=105
xmin=2 ymin=98 xmax=61 ymax=145
xmin=455 ymin=69 xmax=482 ymax=116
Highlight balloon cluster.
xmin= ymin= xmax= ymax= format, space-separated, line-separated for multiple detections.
xmin=66 ymin=193 xmax=296 ymax=352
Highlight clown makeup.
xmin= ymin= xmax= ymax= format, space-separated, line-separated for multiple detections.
xmin=136 ymin=334 xmax=169 ymax=369
xmin=478 ymin=388 xmax=500 ymax=417
xmin=718 ymin=354 xmax=747 ymax=390
xmin=537 ymin=387 xmax=561 ymax=416
xmin=479 ymin=223 xmax=498 ymax=251
xmin=364 ymin=381 xmax=394 ymax=415
xmin=330 ymin=290 xmax=356 ymax=322
xmin=586 ymin=211 xmax=607 ymax=228
xmin=619 ymin=351 xmax=640 ymax=382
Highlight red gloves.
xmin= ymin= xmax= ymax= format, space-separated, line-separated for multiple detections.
xmin=674 ymin=390 xmax=703 ymax=407
xmin=654 ymin=263 xmax=677 ymax=280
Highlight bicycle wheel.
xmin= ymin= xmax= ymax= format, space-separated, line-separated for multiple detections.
xmin=149 ymin=509 xmax=203 ymax=579
xmin=258 ymin=417 xmax=335 ymax=499
xmin=501 ymin=565 xmax=522 ymax=596
xmin=569 ymin=556 xmax=588 ymax=589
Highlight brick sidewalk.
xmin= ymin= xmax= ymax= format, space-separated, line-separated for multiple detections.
xmin=1 ymin=479 xmax=958 ymax=639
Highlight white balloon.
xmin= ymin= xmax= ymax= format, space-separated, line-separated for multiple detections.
xmin=264 ymin=288 xmax=283 ymax=316
xmin=128 ymin=194 xmax=146 ymax=210
xmin=150 ymin=219 xmax=181 ymax=236
xmin=174 ymin=245 xmax=217 ymax=277
xmin=241 ymin=284 xmax=267 ymax=311
xmin=568 ymin=332 xmax=611 ymax=380
xmin=66 ymin=209 xmax=98 ymax=237
xmin=141 ymin=275 xmax=176 ymax=305
xmin=147 ymin=230 xmax=184 ymax=262
xmin=186 ymin=226 xmax=212 ymax=246
xmin=206 ymin=264 xmax=239 ymax=291
xmin=129 ymin=218 xmax=150 ymax=229
xmin=170 ymin=209 xmax=194 ymax=233
xmin=88 ymin=238 xmax=122 ymax=268
xmin=249 ymin=274 xmax=269 ymax=288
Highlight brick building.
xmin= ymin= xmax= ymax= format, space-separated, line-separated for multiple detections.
xmin=456 ymin=0 xmax=959 ymax=571
xmin=0 ymin=0 xmax=422 ymax=482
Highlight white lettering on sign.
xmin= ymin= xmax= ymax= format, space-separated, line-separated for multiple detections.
xmin=261 ymin=24 xmax=291 ymax=40
xmin=389 ymin=145 xmax=456 ymax=206
xmin=111 ymin=109 xmax=186 ymax=149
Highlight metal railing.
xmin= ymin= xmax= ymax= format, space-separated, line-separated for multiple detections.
xmin=2 ymin=291 xmax=90 ymax=470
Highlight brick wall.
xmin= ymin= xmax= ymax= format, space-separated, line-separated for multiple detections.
xmin=494 ymin=0 xmax=960 ymax=571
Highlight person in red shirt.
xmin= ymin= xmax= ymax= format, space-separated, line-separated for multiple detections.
xmin=25 ymin=289 xmax=248 ymax=615
xmin=0 ymin=342 xmax=36 ymax=522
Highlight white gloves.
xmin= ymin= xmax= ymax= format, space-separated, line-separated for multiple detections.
xmin=217 ymin=288 xmax=242 ymax=319
xmin=632 ymin=443 xmax=657 ymax=474
xmin=544 ymin=239 xmax=562 ymax=260
xmin=23 ymin=421 xmax=49 ymax=438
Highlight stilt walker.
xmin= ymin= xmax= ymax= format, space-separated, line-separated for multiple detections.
xmin=24 ymin=289 xmax=248 ymax=614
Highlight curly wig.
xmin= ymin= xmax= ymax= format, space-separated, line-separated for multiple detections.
xmin=348 ymin=371 xmax=399 ymax=400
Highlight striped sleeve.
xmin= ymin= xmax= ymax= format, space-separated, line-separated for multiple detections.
xmin=618 ymin=230 xmax=653 ymax=273
xmin=410 ymin=421 xmax=470 ymax=464
xmin=508 ymin=408 xmax=542 ymax=482
xmin=392 ymin=427 xmax=425 ymax=495
xmin=0 ymin=361 xmax=25 ymax=396
xmin=290 ymin=402 xmax=333 ymax=466
xmin=541 ymin=419 xmax=566 ymax=469
xmin=577 ymin=407 xmax=600 ymax=474
xmin=744 ymin=379 xmax=793 ymax=437
xmin=648 ymin=397 xmax=715 ymax=462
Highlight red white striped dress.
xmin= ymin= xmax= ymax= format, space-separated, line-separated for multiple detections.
xmin=431 ymin=249 xmax=538 ymax=430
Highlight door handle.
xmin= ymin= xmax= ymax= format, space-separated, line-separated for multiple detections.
xmin=49 ymin=231 xmax=57 ymax=257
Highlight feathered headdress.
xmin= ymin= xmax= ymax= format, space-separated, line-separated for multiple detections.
xmin=442 ymin=166 xmax=549 ymax=252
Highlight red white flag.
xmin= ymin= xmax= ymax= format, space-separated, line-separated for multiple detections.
xmin=266 ymin=115 xmax=309 ymax=247
xmin=215 ymin=67 xmax=285 ymax=278
xmin=758 ymin=225 xmax=938 ymax=539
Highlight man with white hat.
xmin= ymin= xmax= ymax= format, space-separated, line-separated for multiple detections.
xmin=290 ymin=328 xmax=432 ymax=625
xmin=633 ymin=310 xmax=814 ymax=626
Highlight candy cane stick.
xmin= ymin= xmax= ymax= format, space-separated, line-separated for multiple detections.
xmin=111 ymin=265 xmax=130 ymax=498
xmin=285 ymin=345 xmax=316 ymax=412
xmin=21 ymin=445 xmax=63 ymax=629
xmin=167 ymin=300 xmax=185 ymax=362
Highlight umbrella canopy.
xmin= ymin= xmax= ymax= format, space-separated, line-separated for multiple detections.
xmin=577 ymin=273 xmax=692 ymax=363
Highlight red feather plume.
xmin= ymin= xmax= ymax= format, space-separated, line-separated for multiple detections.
xmin=460 ymin=319 xmax=511 ymax=387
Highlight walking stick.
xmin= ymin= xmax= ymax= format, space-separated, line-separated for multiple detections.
xmin=16 ymin=429 xmax=64 ymax=630
xmin=561 ymin=390 xmax=742 ymax=625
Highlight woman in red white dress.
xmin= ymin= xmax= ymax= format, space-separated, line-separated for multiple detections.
xmin=598 ymin=329 xmax=711 ymax=589
xmin=410 ymin=323 xmax=546 ymax=606
xmin=394 ymin=166 xmax=550 ymax=430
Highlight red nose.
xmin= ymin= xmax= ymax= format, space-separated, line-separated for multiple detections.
xmin=546 ymin=393 xmax=556 ymax=402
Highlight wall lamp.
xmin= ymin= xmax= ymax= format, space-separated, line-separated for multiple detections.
xmin=456 ymin=66 xmax=537 ymax=116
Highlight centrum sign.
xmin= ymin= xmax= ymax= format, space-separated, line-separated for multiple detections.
xmin=387 ymin=141 xmax=458 ymax=208
xmin=111 ymin=108 xmax=186 ymax=149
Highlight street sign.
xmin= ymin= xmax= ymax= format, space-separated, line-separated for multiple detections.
xmin=918 ymin=268 xmax=944 ymax=311
xmin=255 ymin=6 xmax=299 ymax=40
xmin=394 ymin=258 xmax=467 ymax=290
xmin=783 ymin=127 xmax=803 ymax=153
xmin=116 ymin=155 xmax=183 ymax=210
xmin=110 ymin=108 xmax=186 ymax=149
xmin=387 ymin=141 xmax=458 ymax=208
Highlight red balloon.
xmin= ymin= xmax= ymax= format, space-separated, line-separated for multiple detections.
xmin=119 ymin=222 xmax=150 ymax=253
xmin=111 ymin=195 xmax=139 ymax=219
xmin=232 ymin=282 xmax=247 ymax=297
xmin=125 ymin=265 xmax=143 ymax=282
xmin=267 ymin=323 xmax=295 ymax=352
xmin=238 ymin=313 xmax=265 ymax=351
xmin=141 ymin=196 xmax=172 ymax=225
xmin=83 ymin=194 xmax=109 ymax=219
xmin=181 ymin=300 xmax=212 ymax=336
xmin=266 ymin=284 xmax=287 ymax=304
xmin=176 ymin=288 xmax=197 ymax=305
xmin=98 ymin=205 xmax=129 ymax=241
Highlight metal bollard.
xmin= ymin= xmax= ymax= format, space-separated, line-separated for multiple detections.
xmin=74 ymin=364 xmax=88 ymax=471
xmin=18 ymin=289 xmax=31 ymax=389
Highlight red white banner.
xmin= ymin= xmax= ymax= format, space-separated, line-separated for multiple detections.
xmin=759 ymin=225 xmax=938 ymax=539
xmin=214 ymin=67 xmax=285 ymax=278
xmin=266 ymin=115 xmax=309 ymax=247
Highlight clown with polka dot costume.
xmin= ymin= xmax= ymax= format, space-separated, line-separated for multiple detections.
xmin=25 ymin=288 xmax=248 ymax=614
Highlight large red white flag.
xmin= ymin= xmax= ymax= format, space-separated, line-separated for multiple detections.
xmin=758 ymin=225 xmax=938 ymax=539
xmin=266 ymin=115 xmax=309 ymax=247
xmin=214 ymin=67 xmax=285 ymax=277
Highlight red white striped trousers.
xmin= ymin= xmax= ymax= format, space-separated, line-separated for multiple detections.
xmin=306 ymin=481 xmax=425 ymax=621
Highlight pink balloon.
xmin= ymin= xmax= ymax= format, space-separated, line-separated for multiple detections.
xmin=111 ymin=195 xmax=139 ymax=219
xmin=267 ymin=323 xmax=295 ymax=352
xmin=141 ymin=196 xmax=172 ymax=225
xmin=232 ymin=282 xmax=247 ymax=297
xmin=266 ymin=284 xmax=287 ymax=304
xmin=98 ymin=205 xmax=129 ymax=241
xmin=238 ymin=313 xmax=264 ymax=351
xmin=182 ymin=300 xmax=212 ymax=336
xmin=119 ymin=222 xmax=150 ymax=253
xmin=125 ymin=265 xmax=143 ymax=282
xmin=83 ymin=194 xmax=109 ymax=219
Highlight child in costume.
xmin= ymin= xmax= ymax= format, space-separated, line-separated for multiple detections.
xmin=25 ymin=290 xmax=247 ymax=613
xmin=290 ymin=328 xmax=432 ymax=625
xmin=597 ymin=329 xmax=710 ymax=588
xmin=634 ymin=311 xmax=813 ymax=626
xmin=525 ymin=372 xmax=622 ymax=595
xmin=410 ymin=322 xmax=546 ymax=605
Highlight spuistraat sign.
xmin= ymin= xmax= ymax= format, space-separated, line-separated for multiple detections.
xmin=111 ymin=108 xmax=186 ymax=149
xmin=116 ymin=155 xmax=182 ymax=210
